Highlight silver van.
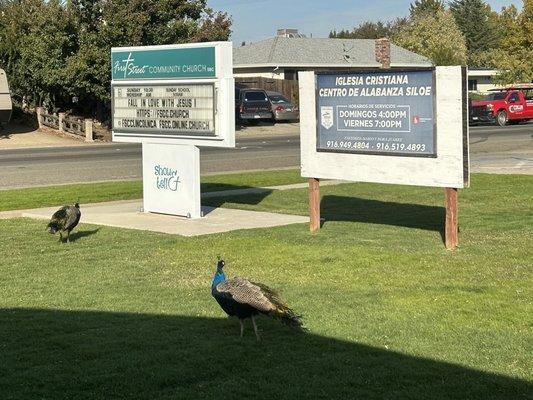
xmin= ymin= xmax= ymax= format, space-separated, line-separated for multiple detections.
xmin=0 ymin=68 xmax=13 ymax=125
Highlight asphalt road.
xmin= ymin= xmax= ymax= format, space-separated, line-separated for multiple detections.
xmin=0 ymin=123 xmax=531 ymax=189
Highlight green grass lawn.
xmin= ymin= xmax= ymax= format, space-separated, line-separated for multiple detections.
xmin=0 ymin=172 xmax=531 ymax=399
xmin=0 ymin=169 xmax=305 ymax=212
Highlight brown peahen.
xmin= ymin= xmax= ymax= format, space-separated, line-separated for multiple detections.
xmin=46 ymin=203 xmax=81 ymax=243
xmin=211 ymin=258 xmax=303 ymax=340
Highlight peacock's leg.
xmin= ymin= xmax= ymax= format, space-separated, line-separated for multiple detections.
xmin=59 ymin=232 xmax=63 ymax=243
xmin=66 ymin=231 xmax=70 ymax=243
xmin=239 ymin=319 xmax=244 ymax=338
xmin=251 ymin=315 xmax=261 ymax=341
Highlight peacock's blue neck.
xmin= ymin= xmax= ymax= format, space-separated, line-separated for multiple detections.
xmin=212 ymin=270 xmax=226 ymax=288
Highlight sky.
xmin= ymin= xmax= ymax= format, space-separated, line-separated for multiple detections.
xmin=207 ymin=0 xmax=523 ymax=45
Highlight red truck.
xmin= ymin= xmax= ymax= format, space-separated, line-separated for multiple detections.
xmin=470 ymin=84 xmax=533 ymax=126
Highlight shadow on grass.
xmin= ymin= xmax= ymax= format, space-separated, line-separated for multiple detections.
xmin=69 ymin=228 xmax=100 ymax=242
xmin=201 ymin=183 xmax=273 ymax=209
xmin=321 ymin=195 xmax=445 ymax=235
xmin=1 ymin=308 xmax=530 ymax=399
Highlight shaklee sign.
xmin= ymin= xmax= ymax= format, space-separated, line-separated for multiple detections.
xmin=300 ymin=66 xmax=470 ymax=249
xmin=111 ymin=42 xmax=235 ymax=218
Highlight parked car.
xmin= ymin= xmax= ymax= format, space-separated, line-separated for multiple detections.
xmin=266 ymin=91 xmax=299 ymax=122
xmin=470 ymin=84 xmax=533 ymax=126
xmin=0 ymin=68 xmax=12 ymax=126
xmin=235 ymin=87 xmax=273 ymax=124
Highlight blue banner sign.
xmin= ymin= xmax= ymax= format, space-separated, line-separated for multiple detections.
xmin=112 ymin=47 xmax=216 ymax=80
xmin=316 ymin=70 xmax=436 ymax=157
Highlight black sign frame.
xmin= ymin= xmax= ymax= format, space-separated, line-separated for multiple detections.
xmin=111 ymin=81 xmax=217 ymax=139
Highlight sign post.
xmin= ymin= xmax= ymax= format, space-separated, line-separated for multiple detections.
xmin=445 ymin=188 xmax=458 ymax=250
xmin=308 ymin=178 xmax=320 ymax=232
xmin=111 ymin=42 xmax=234 ymax=218
xmin=299 ymin=65 xmax=469 ymax=249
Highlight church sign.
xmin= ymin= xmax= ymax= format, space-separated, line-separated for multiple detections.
xmin=111 ymin=42 xmax=234 ymax=148
xmin=111 ymin=47 xmax=216 ymax=80
xmin=316 ymin=69 xmax=436 ymax=157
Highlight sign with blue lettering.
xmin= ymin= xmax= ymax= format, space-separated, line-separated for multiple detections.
xmin=112 ymin=47 xmax=215 ymax=80
xmin=316 ymin=70 xmax=436 ymax=157
xmin=142 ymin=143 xmax=201 ymax=218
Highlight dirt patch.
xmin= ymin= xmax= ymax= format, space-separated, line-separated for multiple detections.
xmin=0 ymin=122 xmax=89 ymax=149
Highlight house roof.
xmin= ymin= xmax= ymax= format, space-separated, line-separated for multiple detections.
xmin=233 ymin=37 xmax=432 ymax=68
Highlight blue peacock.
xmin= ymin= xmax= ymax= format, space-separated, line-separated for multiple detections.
xmin=211 ymin=257 xmax=303 ymax=340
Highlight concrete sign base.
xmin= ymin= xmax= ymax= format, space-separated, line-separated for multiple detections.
xmin=142 ymin=143 xmax=201 ymax=218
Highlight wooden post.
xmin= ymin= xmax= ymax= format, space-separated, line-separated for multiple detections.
xmin=85 ymin=119 xmax=94 ymax=142
xmin=309 ymin=178 xmax=320 ymax=232
xmin=58 ymin=112 xmax=65 ymax=132
xmin=445 ymin=188 xmax=458 ymax=250
xmin=36 ymin=107 xmax=43 ymax=129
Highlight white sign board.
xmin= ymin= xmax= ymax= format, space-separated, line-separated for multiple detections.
xmin=142 ymin=143 xmax=201 ymax=218
xmin=113 ymin=84 xmax=215 ymax=135
xmin=300 ymin=66 xmax=469 ymax=188
xmin=111 ymin=42 xmax=235 ymax=218
xmin=111 ymin=42 xmax=235 ymax=148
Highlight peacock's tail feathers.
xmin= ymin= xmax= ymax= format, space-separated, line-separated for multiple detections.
xmin=254 ymin=282 xmax=305 ymax=329
xmin=47 ymin=206 xmax=72 ymax=234
xmin=46 ymin=221 xmax=61 ymax=234
xmin=271 ymin=306 xmax=304 ymax=329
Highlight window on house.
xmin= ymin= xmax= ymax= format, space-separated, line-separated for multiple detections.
xmin=468 ymin=79 xmax=478 ymax=91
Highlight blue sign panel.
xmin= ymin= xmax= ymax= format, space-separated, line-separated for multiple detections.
xmin=316 ymin=70 xmax=436 ymax=157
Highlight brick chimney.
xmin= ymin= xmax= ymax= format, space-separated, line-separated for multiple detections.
xmin=375 ymin=38 xmax=391 ymax=69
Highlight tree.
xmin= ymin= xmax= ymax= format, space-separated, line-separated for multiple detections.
xmin=329 ymin=29 xmax=353 ymax=38
xmin=191 ymin=8 xmax=232 ymax=43
xmin=472 ymin=1 xmax=533 ymax=84
xmin=0 ymin=0 xmax=232 ymax=120
xmin=394 ymin=9 xmax=468 ymax=65
xmin=62 ymin=0 xmax=231 ymax=113
xmin=329 ymin=18 xmax=408 ymax=39
xmin=345 ymin=21 xmax=391 ymax=39
xmin=409 ymin=0 xmax=444 ymax=18
xmin=0 ymin=0 xmax=77 ymax=107
xmin=449 ymin=0 xmax=498 ymax=63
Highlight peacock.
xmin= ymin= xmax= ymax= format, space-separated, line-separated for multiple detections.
xmin=46 ymin=203 xmax=81 ymax=243
xmin=211 ymin=258 xmax=303 ymax=340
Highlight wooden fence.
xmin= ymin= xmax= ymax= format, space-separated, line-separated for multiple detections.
xmin=37 ymin=107 xmax=93 ymax=142
xmin=41 ymin=112 xmax=59 ymax=130
xmin=235 ymin=77 xmax=299 ymax=105
xmin=62 ymin=115 xmax=85 ymax=137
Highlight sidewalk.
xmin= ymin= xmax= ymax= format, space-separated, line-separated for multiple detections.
xmin=236 ymin=121 xmax=299 ymax=139
xmin=0 ymin=180 xmax=344 ymax=236
xmin=0 ymin=123 xmax=87 ymax=149
xmin=0 ymin=121 xmax=300 ymax=150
